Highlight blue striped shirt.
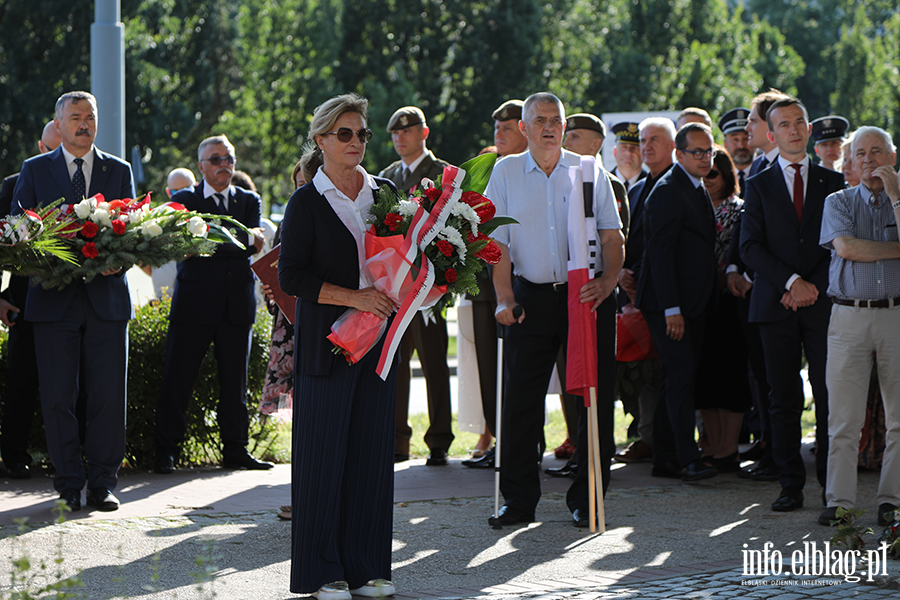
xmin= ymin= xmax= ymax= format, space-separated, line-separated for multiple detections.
xmin=820 ymin=185 xmax=900 ymax=300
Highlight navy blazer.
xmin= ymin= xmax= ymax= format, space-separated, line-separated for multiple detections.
xmin=635 ymin=164 xmax=717 ymax=319
xmin=739 ymin=161 xmax=845 ymax=323
xmin=12 ymin=146 xmax=135 ymax=322
xmin=279 ymin=176 xmax=397 ymax=377
xmin=168 ymin=183 xmax=261 ymax=326
xmin=624 ymin=164 xmax=672 ymax=278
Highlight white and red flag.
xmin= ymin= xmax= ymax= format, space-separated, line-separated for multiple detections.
xmin=565 ymin=155 xmax=598 ymax=401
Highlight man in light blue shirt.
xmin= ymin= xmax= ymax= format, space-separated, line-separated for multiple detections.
xmin=486 ymin=92 xmax=623 ymax=529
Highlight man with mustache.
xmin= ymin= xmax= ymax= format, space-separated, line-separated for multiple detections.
xmin=153 ymin=134 xmax=269 ymax=474
xmin=12 ymin=91 xmax=134 ymax=511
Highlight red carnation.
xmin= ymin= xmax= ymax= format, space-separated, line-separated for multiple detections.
xmin=423 ymin=188 xmax=442 ymax=202
xmin=461 ymin=191 xmax=496 ymax=222
xmin=82 ymin=242 xmax=99 ymax=259
xmin=112 ymin=219 xmax=127 ymax=235
xmin=383 ymin=213 xmax=403 ymax=232
xmin=81 ymin=221 xmax=99 ymax=238
xmin=445 ymin=268 xmax=457 ymax=283
xmin=475 ymin=240 xmax=502 ymax=265
xmin=436 ymin=240 xmax=454 ymax=257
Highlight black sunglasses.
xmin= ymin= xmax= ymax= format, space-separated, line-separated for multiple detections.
xmin=324 ymin=127 xmax=373 ymax=143
xmin=200 ymin=155 xmax=236 ymax=166
xmin=705 ymin=169 xmax=720 ymax=180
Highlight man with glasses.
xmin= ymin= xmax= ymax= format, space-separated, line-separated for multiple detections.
xmin=740 ymin=98 xmax=845 ymax=512
xmin=154 ymin=134 xmax=270 ymax=474
xmin=635 ymin=122 xmax=719 ymax=482
xmin=377 ymin=106 xmax=455 ymax=466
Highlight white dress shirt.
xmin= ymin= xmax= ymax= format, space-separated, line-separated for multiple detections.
xmin=61 ymin=144 xmax=95 ymax=196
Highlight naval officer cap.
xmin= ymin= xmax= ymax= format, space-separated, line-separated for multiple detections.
xmin=810 ymin=116 xmax=850 ymax=144
xmin=565 ymin=113 xmax=607 ymax=140
xmin=387 ymin=106 xmax=426 ymax=131
xmin=718 ymin=108 xmax=751 ymax=135
xmin=611 ymin=122 xmax=640 ymax=145
xmin=492 ymin=100 xmax=524 ymax=122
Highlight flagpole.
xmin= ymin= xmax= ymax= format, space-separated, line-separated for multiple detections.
xmin=588 ymin=388 xmax=606 ymax=533
xmin=493 ymin=305 xmax=522 ymax=529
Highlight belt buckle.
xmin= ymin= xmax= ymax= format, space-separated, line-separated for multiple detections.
xmin=552 ymin=282 xmax=565 ymax=292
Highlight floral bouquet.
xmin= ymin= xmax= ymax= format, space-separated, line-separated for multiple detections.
xmin=327 ymin=153 xmax=516 ymax=379
xmin=0 ymin=200 xmax=78 ymax=269
xmin=21 ymin=193 xmax=253 ymax=290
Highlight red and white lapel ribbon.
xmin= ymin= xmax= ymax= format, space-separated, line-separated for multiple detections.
xmin=375 ymin=165 xmax=465 ymax=380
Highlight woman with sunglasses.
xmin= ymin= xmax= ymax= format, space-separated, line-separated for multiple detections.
xmin=695 ymin=144 xmax=752 ymax=473
xmin=279 ymin=93 xmax=399 ymax=600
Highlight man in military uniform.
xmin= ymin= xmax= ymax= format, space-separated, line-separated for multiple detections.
xmin=378 ymin=106 xmax=455 ymax=466
xmin=718 ymin=108 xmax=753 ymax=196
xmin=610 ymin=122 xmax=648 ymax=192
xmin=811 ymin=116 xmax=850 ymax=172
xmin=492 ymin=99 xmax=528 ymax=157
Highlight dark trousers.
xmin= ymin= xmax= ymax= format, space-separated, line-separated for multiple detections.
xmin=290 ymin=339 xmax=397 ymax=593
xmin=471 ymin=299 xmax=497 ymax=436
xmin=567 ymin=292 xmax=617 ymax=510
xmin=394 ymin=311 xmax=453 ymax=454
xmin=155 ymin=320 xmax=252 ymax=456
xmin=758 ymin=308 xmax=829 ymax=491
xmin=33 ymin=285 xmax=127 ymax=493
xmin=736 ymin=295 xmax=772 ymax=459
xmin=644 ymin=308 xmax=707 ymax=468
xmin=1 ymin=276 xmax=40 ymax=468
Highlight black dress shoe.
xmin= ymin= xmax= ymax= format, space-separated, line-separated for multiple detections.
xmin=59 ymin=489 xmax=81 ymax=512
xmin=709 ymin=452 xmax=740 ymax=473
xmin=154 ymin=454 xmax=176 ymax=474
xmin=878 ymin=503 xmax=898 ymax=526
xmin=86 ymin=488 xmax=120 ymax=511
xmin=817 ymin=506 xmax=851 ymax=526
xmin=222 ymin=450 xmax=274 ymax=470
xmin=545 ymin=459 xmax=578 ymax=478
xmin=425 ymin=448 xmax=449 ymax=466
xmin=682 ymin=459 xmax=717 ymax=482
xmin=651 ymin=460 xmax=682 ymax=479
xmin=772 ymin=488 xmax=803 ymax=512
xmin=737 ymin=460 xmax=779 ymax=481
xmin=7 ymin=463 xmax=31 ymax=479
xmin=462 ymin=447 xmax=494 ymax=469
xmin=572 ymin=508 xmax=596 ymax=528
xmin=487 ymin=505 xmax=535 ymax=527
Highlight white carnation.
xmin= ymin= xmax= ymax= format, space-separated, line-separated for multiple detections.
xmin=450 ymin=200 xmax=480 ymax=235
xmin=73 ymin=199 xmax=93 ymax=219
xmin=92 ymin=208 xmax=112 ymax=227
xmin=187 ymin=216 xmax=208 ymax=237
xmin=398 ymin=200 xmax=419 ymax=217
xmin=439 ymin=226 xmax=466 ymax=261
xmin=97 ymin=201 xmax=110 ymax=212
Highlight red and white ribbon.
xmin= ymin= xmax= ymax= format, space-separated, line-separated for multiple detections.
xmin=375 ymin=165 xmax=465 ymax=380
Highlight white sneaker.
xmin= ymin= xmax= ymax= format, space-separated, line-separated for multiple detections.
xmin=350 ymin=579 xmax=396 ymax=597
xmin=314 ymin=581 xmax=351 ymax=600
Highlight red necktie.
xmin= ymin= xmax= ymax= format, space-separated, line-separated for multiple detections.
xmin=789 ymin=163 xmax=803 ymax=222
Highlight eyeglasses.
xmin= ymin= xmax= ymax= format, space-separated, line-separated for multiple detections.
xmin=201 ymin=155 xmax=236 ymax=166
xmin=324 ymin=127 xmax=373 ymax=143
xmin=680 ymin=147 xmax=717 ymax=159
xmin=705 ymin=169 xmax=720 ymax=180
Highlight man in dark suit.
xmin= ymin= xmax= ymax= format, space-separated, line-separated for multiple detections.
xmin=377 ymin=106 xmax=455 ymax=466
xmin=740 ymin=97 xmax=845 ymax=512
xmin=0 ymin=121 xmax=60 ymax=480
xmin=635 ymin=121 xmax=719 ymax=482
xmin=154 ymin=134 xmax=271 ymax=474
xmin=614 ymin=117 xmax=676 ymax=465
xmin=12 ymin=91 xmax=134 ymax=511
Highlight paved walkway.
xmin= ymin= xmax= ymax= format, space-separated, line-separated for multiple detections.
xmin=1 ymin=443 xmax=898 ymax=599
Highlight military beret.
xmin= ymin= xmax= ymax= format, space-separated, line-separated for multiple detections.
xmin=565 ymin=113 xmax=607 ymax=139
xmin=718 ymin=108 xmax=750 ymax=135
xmin=810 ymin=116 xmax=850 ymax=144
xmin=492 ymin=99 xmax=524 ymax=122
xmin=611 ymin=122 xmax=640 ymax=145
xmin=387 ymin=106 xmax=425 ymax=131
